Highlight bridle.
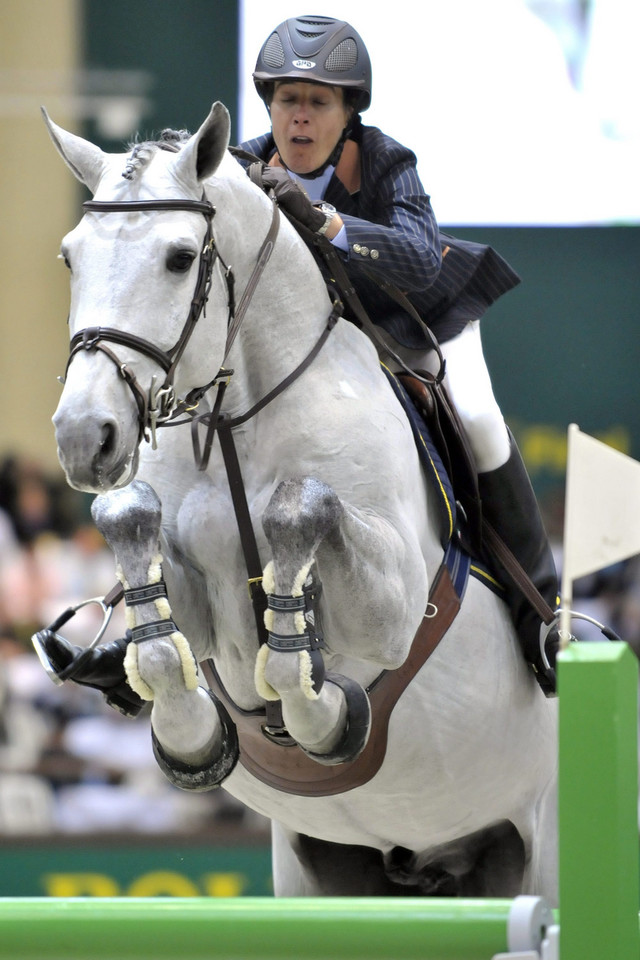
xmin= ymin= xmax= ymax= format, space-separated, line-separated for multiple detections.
xmin=64 ymin=192 xmax=289 ymax=450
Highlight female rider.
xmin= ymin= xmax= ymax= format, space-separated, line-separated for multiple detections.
xmin=240 ymin=14 xmax=561 ymax=695
xmin=39 ymin=14 xmax=561 ymax=704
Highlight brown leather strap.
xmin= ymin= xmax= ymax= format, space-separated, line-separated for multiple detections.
xmin=217 ymin=420 xmax=286 ymax=733
xmin=217 ymin=422 xmax=268 ymax=644
xmin=216 ymin=300 xmax=342 ymax=431
xmin=103 ymin=582 xmax=125 ymax=608
xmin=223 ymin=198 xmax=280 ymax=359
xmin=200 ymin=560 xmax=461 ymax=797
xmin=481 ymin=519 xmax=556 ymax=625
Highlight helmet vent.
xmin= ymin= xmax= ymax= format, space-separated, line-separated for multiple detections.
xmin=263 ymin=32 xmax=286 ymax=68
xmin=297 ymin=17 xmax=336 ymax=27
xmin=325 ymin=38 xmax=358 ymax=73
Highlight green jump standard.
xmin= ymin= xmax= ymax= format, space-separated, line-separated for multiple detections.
xmin=558 ymin=641 xmax=640 ymax=960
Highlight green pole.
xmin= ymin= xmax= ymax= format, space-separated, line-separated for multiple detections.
xmin=0 ymin=896 xmax=513 ymax=960
xmin=558 ymin=641 xmax=640 ymax=959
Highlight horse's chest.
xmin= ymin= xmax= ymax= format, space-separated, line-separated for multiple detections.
xmin=172 ymin=480 xmax=238 ymax=565
xmin=168 ymin=479 xmax=260 ymax=671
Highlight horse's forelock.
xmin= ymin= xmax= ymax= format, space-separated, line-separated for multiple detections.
xmin=122 ymin=128 xmax=191 ymax=181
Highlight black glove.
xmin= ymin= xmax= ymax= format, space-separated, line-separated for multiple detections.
xmin=260 ymin=166 xmax=326 ymax=233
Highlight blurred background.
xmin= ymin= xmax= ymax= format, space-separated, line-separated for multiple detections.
xmin=1 ymin=0 xmax=638 ymax=897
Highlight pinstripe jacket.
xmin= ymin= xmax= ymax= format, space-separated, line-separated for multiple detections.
xmin=239 ymin=119 xmax=520 ymax=348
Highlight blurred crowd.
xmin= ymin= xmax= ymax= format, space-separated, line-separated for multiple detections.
xmin=0 ymin=454 xmax=259 ymax=838
xmin=1 ymin=453 xmax=639 ymax=840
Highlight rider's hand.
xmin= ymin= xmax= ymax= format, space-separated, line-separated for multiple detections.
xmin=261 ymin=167 xmax=326 ymax=233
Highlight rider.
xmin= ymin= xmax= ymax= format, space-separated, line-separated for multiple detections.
xmin=38 ymin=14 xmax=561 ymax=704
xmin=239 ymin=14 xmax=561 ymax=695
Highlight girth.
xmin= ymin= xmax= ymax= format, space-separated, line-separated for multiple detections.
xmin=200 ymin=540 xmax=469 ymax=797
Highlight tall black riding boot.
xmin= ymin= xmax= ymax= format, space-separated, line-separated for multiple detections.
xmin=477 ymin=433 xmax=559 ymax=695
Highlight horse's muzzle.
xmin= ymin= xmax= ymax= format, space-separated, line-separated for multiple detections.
xmin=53 ymin=406 xmax=139 ymax=492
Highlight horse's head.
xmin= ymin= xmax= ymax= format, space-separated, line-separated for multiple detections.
xmin=44 ymin=102 xmax=256 ymax=492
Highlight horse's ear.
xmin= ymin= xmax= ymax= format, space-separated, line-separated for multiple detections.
xmin=41 ymin=107 xmax=108 ymax=193
xmin=173 ymin=102 xmax=230 ymax=185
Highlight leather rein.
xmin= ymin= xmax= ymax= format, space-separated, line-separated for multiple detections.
xmin=66 ymin=192 xmax=338 ymax=456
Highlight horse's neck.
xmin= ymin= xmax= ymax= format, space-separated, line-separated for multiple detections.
xmin=205 ymin=168 xmax=334 ymax=414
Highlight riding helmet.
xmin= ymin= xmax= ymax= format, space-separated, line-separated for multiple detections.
xmin=253 ymin=14 xmax=372 ymax=112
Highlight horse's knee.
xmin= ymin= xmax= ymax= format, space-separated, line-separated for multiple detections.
xmin=263 ymin=477 xmax=343 ymax=559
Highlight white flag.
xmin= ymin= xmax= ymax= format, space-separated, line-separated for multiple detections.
xmin=563 ymin=424 xmax=640 ymax=583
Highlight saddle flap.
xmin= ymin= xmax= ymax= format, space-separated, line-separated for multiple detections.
xmin=396 ymin=371 xmax=483 ymax=551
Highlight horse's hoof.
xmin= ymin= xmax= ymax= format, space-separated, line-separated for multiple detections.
xmin=300 ymin=672 xmax=371 ymax=766
xmin=151 ymin=691 xmax=239 ymax=790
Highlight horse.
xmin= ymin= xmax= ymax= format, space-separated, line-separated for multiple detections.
xmin=39 ymin=101 xmax=558 ymax=901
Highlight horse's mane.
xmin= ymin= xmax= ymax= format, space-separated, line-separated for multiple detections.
xmin=122 ymin=128 xmax=191 ymax=181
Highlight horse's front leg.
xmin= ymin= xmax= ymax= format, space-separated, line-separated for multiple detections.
xmin=256 ymin=477 xmax=427 ymax=764
xmin=92 ymin=481 xmax=238 ymax=790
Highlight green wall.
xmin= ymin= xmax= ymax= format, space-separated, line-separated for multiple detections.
xmin=82 ymin=0 xmax=239 ymax=149
xmin=448 ymin=225 xmax=640 ymax=499
xmin=1 ymin=837 xmax=272 ymax=897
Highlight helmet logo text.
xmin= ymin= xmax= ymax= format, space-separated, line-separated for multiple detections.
xmin=292 ymin=59 xmax=316 ymax=69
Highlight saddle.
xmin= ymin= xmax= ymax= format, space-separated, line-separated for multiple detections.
xmin=271 ymin=197 xmax=552 ymax=623
xmin=396 ymin=371 xmax=482 ymax=553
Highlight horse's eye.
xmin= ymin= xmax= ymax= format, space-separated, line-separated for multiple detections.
xmin=58 ymin=252 xmax=71 ymax=270
xmin=167 ymin=249 xmax=196 ymax=273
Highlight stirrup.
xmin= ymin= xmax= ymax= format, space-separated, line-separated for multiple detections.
xmin=31 ymin=586 xmax=144 ymax=718
xmin=32 ymin=594 xmax=119 ymax=685
xmin=539 ymin=609 xmax=623 ymax=674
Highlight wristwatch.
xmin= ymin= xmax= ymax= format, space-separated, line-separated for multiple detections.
xmin=314 ymin=202 xmax=336 ymax=236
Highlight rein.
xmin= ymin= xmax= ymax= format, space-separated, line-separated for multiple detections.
xmin=66 ymin=193 xmax=293 ymax=450
xmin=67 ymin=191 xmax=340 ymax=458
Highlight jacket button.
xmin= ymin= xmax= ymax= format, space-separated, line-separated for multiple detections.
xmin=352 ymin=243 xmax=362 ymax=253
xmin=370 ymin=249 xmax=379 ymax=260
xmin=360 ymin=245 xmax=370 ymax=256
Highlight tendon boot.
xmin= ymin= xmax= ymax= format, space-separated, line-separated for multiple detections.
xmin=33 ymin=630 xmax=145 ymax=717
xmin=477 ymin=434 xmax=560 ymax=696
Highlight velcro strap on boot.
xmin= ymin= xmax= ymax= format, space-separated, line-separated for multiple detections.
xmin=131 ymin=619 xmax=178 ymax=643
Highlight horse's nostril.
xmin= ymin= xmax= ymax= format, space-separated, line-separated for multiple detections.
xmin=100 ymin=422 xmax=117 ymax=457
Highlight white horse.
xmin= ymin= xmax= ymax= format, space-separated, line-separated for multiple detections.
xmin=41 ymin=102 xmax=558 ymax=901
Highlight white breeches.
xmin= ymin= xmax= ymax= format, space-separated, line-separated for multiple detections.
xmin=382 ymin=320 xmax=511 ymax=473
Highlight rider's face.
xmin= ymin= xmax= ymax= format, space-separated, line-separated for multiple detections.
xmin=270 ymin=81 xmax=351 ymax=175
